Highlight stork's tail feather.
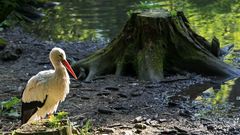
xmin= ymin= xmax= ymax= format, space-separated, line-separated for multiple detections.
xmin=21 ymin=104 xmax=38 ymax=124
xmin=21 ymin=96 xmax=48 ymax=124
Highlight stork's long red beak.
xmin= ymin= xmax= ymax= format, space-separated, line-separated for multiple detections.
xmin=62 ymin=60 xmax=78 ymax=80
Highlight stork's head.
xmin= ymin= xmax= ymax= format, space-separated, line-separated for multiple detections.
xmin=50 ymin=47 xmax=78 ymax=79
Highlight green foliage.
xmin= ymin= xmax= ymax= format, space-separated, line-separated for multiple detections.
xmin=0 ymin=21 xmax=10 ymax=30
xmin=47 ymin=111 xmax=69 ymax=127
xmin=0 ymin=97 xmax=21 ymax=117
xmin=170 ymin=10 xmax=177 ymax=16
xmin=80 ymin=120 xmax=92 ymax=135
xmin=1 ymin=97 xmax=21 ymax=110
xmin=0 ymin=37 xmax=7 ymax=45
xmin=0 ymin=0 xmax=18 ymax=9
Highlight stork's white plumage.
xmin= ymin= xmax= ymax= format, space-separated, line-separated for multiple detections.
xmin=21 ymin=47 xmax=77 ymax=124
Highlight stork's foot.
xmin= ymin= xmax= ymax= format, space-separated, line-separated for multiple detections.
xmin=46 ymin=113 xmax=54 ymax=119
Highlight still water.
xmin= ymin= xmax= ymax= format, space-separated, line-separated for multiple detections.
xmin=25 ymin=0 xmax=240 ymax=47
xmin=174 ymin=78 xmax=240 ymax=116
xmin=24 ymin=0 xmax=138 ymax=41
xmin=24 ymin=0 xmax=240 ymax=115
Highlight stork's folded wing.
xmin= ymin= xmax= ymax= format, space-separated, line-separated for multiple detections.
xmin=22 ymin=70 xmax=54 ymax=103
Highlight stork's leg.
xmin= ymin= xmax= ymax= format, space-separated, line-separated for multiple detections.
xmin=46 ymin=113 xmax=54 ymax=118
xmin=27 ymin=112 xmax=41 ymax=124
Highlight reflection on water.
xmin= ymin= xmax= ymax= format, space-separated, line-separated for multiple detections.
xmin=174 ymin=78 xmax=240 ymax=116
xmin=23 ymin=0 xmax=240 ymax=46
xmin=24 ymin=0 xmax=137 ymax=41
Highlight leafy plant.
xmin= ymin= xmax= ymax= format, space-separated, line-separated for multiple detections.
xmin=0 ymin=97 xmax=21 ymax=117
xmin=0 ymin=0 xmax=18 ymax=13
xmin=79 ymin=120 xmax=92 ymax=135
xmin=1 ymin=97 xmax=21 ymax=110
xmin=0 ymin=37 xmax=7 ymax=45
xmin=47 ymin=111 xmax=68 ymax=127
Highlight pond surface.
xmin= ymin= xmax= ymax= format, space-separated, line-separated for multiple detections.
xmin=24 ymin=0 xmax=240 ymax=47
xmin=24 ymin=0 xmax=240 ymax=115
xmin=24 ymin=0 xmax=138 ymax=41
xmin=173 ymin=77 xmax=240 ymax=117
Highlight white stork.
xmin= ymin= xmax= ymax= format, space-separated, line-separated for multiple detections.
xmin=21 ymin=47 xmax=77 ymax=124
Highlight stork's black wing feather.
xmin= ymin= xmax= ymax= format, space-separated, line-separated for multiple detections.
xmin=21 ymin=95 xmax=48 ymax=124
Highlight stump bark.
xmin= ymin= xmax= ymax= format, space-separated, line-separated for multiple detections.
xmin=73 ymin=9 xmax=240 ymax=81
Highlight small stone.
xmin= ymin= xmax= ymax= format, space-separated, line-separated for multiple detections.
xmin=145 ymin=85 xmax=158 ymax=88
xmin=98 ymin=127 xmax=115 ymax=134
xmin=113 ymin=105 xmax=129 ymax=110
xmin=80 ymin=87 xmax=96 ymax=91
xmin=202 ymin=121 xmax=213 ymax=126
xmin=228 ymin=127 xmax=235 ymax=132
xmin=232 ymin=131 xmax=240 ymax=135
xmin=119 ymin=125 xmax=133 ymax=129
xmin=81 ymin=96 xmax=90 ymax=100
xmin=216 ymin=128 xmax=225 ymax=132
xmin=129 ymin=83 xmax=139 ymax=86
xmin=135 ymin=129 xmax=142 ymax=134
xmin=71 ymin=83 xmax=81 ymax=88
xmin=108 ymin=123 xmax=122 ymax=128
xmin=133 ymin=116 xmax=143 ymax=123
xmin=120 ymin=130 xmax=133 ymax=135
xmin=159 ymin=119 xmax=167 ymax=123
xmin=17 ymin=86 xmax=24 ymax=92
xmin=153 ymin=114 xmax=158 ymax=120
xmin=134 ymin=123 xmax=147 ymax=129
xmin=149 ymin=120 xmax=158 ymax=126
xmin=179 ymin=109 xmax=192 ymax=117
xmin=118 ymin=93 xmax=128 ymax=98
xmin=177 ymin=132 xmax=189 ymax=135
xmin=167 ymin=101 xmax=179 ymax=107
xmin=131 ymin=90 xmax=143 ymax=97
xmin=207 ymin=125 xmax=215 ymax=130
xmin=200 ymin=118 xmax=212 ymax=122
xmin=97 ymin=90 xmax=111 ymax=96
xmin=161 ymin=129 xmax=177 ymax=134
xmin=105 ymin=86 xmax=119 ymax=91
xmin=145 ymin=119 xmax=151 ymax=125
xmin=190 ymin=131 xmax=202 ymax=135
xmin=98 ymin=107 xmax=116 ymax=114
xmin=174 ymin=126 xmax=188 ymax=133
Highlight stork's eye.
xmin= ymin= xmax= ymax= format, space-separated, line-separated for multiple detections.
xmin=59 ymin=54 xmax=63 ymax=58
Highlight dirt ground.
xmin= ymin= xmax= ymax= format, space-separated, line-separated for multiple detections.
xmin=1 ymin=27 xmax=240 ymax=135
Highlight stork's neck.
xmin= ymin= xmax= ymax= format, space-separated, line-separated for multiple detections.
xmin=52 ymin=61 xmax=67 ymax=75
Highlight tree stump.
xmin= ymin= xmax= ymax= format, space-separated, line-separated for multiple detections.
xmin=13 ymin=119 xmax=73 ymax=135
xmin=73 ymin=9 xmax=240 ymax=81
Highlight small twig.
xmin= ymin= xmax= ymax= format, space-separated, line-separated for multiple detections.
xmin=9 ymin=122 xmax=18 ymax=131
xmin=71 ymin=103 xmax=82 ymax=110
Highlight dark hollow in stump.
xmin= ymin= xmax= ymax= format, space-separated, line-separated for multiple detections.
xmin=73 ymin=9 xmax=240 ymax=81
